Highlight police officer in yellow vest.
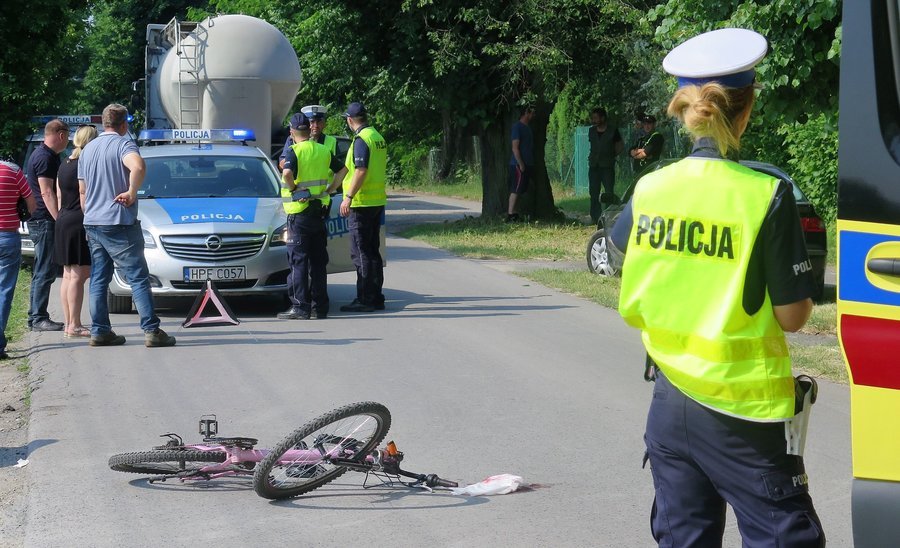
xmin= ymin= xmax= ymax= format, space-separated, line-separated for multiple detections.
xmin=325 ymin=102 xmax=387 ymax=313
xmin=278 ymin=104 xmax=338 ymax=170
xmin=277 ymin=113 xmax=345 ymax=320
xmin=609 ymin=29 xmax=825 ymax=546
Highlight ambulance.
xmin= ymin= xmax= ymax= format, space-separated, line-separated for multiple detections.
xmin=838 ymin=2 xmax=900 ymax=545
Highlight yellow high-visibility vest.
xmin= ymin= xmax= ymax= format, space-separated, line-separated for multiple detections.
xmin=343 ymin=126 xmax=387 ymax=207
xmin=281 ymin=140 xmax=332 ymax=215
xmin=619 ymin=158 xmax=795 ymax=421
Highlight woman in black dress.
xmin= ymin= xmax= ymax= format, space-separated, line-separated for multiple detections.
xmin=55 ymin=125 xmax=97 ymax=338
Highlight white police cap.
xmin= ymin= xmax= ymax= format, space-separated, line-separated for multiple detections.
xmin=663 ymin=28 xmax=767 ymax=88
xmin=300 ymin=104 xmax=328 ymax=119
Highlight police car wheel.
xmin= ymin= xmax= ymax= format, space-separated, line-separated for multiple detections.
xmin=586 ymin=229 xmax=619 ymax=277
xmin=107 ymin=291 xmax=133 ymax=314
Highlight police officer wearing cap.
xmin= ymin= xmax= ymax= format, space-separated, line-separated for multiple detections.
xmin=628 ymin=114 xmax=663 ymax=177
xmin=610 ymin=29 xmax=825 ymax=546
xmin=277 ymin=112 xmax=344 ymax=320
xmin=326 ymin=102 xmax=387 ymax=313
xmin=278 ymin=104 xmax=338 ymax=170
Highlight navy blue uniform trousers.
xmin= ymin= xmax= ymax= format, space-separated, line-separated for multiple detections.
xmin=644 ymin=371 xmax=825 ymax=547
xmin=286 ymin=211 xmax=329 ymax=314
xmin=348 ymin=205 xmax=384 ymax=307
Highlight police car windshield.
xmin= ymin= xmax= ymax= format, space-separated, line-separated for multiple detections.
xmin=139 ymin=156 xmax=279 ymax=199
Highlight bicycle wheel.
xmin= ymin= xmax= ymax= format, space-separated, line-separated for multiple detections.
xmin=109 ymin=449 xmax=226 ymax=475
xmin=253 ymin=401 xmax=391 ymax=500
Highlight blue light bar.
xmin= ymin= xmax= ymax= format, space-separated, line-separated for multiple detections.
xmin=138 ymin=129 xmax=257 ymax=142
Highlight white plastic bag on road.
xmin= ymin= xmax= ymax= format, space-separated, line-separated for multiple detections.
xmin=451 ymin=474 xmax=524 ymax=496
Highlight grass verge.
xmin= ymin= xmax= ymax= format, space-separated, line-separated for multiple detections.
xmin=400 ymin=216 xmax=593 ymax=261
xmin=4 ymin=266 xmax=32 ymax=404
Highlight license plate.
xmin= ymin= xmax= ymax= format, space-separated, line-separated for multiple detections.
xmin=183 ymin=266 xmax=246 ymax=282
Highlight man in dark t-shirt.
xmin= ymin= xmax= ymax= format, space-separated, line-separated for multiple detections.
xmin=588 ymin=107 xmax=624 ymax=223
xmin=26 ymin=118 xmax=69 ymax=331
xmin=507 ymin=107 xmax=535 ymax=222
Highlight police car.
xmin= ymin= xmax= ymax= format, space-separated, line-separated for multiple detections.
xmin=106 ymin=128 xmax=355 ymax=313
xmin=586 ymin=159 xmax=828 ymax=300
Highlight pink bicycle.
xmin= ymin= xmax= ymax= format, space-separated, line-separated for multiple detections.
xmin=108 ymin=401 xmax=458 ymax=500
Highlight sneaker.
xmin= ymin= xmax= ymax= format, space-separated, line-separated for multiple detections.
xmin=311 ymin=309 xmax=328 ymax=319
xmin=374 ymin=302 xmax=385 ymax=311
xmin=145 ymin=328 xmax=176 ymax=348
xmin=340 ymin=300 xmax=375 ymax=313
xmin=277 ymin=306 xmax=310 ymax=320
xmin=31 ymin=319 xmax=65 ymax=332
xmin=90 ymin=331 xmax=126 ymax=347
xmin=0 ymin=350 xmax=8 ymax=360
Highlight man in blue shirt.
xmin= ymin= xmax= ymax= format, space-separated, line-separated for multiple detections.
xmin=507 ymin=107 xmax=534 ymax=222
xmin=78 ymin=104 xmax=175 ymax=348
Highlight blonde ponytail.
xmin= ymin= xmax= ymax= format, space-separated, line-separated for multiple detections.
xmin=667 ymin=83 xmax=755 ymax=157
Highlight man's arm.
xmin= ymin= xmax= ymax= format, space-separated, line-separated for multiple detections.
xmin=116 ymin=152 xmax=145 ymax=206
xmin=38 ymin=176 xmax=59 ymax=219
xmin=512 ymin=139 xmax=524 ymax=170
xmin=78 ymin=179 xmax=86 ymax=212
xmin=326 ymin=167 xmax=348 ymax=195
xmin=340 ymin=168 xmax=366 ymax=217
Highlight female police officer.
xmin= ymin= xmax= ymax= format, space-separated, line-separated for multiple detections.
xmin=609 ymin=29 xmax=825 ymax=546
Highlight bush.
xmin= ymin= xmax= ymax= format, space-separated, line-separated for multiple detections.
xmin=780 ymin=114 xmax=838 ymax=225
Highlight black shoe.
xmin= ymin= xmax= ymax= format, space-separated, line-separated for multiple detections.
xmin=31 ymin=319 xmax=64 ymax=332
xmin=277 ymin=306 xmax=309 ymax=320
xmin=90 ymin=331 xmax=126 ymax=347
xmin=340 ymin=300 xmax=375 ymax=313
xmin=0 ymin=350 xmax=8 ymax=360
xmin=311 ymin=309 xmax=328 ymax=319
xmin=145 ymin=328 xmax=176 ymax=348
xmin=374 ymin=302 xmax=385 ymax=310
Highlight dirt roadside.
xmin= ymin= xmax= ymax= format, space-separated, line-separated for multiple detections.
xmin=0 ymin=348 xmax=30 ymax=548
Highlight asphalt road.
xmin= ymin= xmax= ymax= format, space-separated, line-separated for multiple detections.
xmin=19 ymin=194 xmax=851 ymax=547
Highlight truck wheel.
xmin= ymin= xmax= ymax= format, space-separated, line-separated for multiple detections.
xmin=107 ymin=292 xmax=133 ymax=314
xmin=586 ymin=229 xmax=620 ymax=277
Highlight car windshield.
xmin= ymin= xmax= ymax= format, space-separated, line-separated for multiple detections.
xmin=139 ymin=156 xmax=280 ymax=199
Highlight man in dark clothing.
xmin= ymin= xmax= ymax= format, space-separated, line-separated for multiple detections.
xmin=26 ymin=118 xmax=69 ymax=331
xmin=587 ymin=108 xmax=624 ymax=223
xmin=507 ymin=107 xmax=535 ymax=222
xmin=629 ymin=114 xmax=664 ymax=178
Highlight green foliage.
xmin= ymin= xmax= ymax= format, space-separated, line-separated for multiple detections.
xmin=0 ymin=0 xmax=89 ymax=158
xmin=780 ymin=113 xmax=838 ymax=225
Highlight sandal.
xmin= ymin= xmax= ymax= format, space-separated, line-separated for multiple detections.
xmin=64 ymin=327 xmax=92 ymax=339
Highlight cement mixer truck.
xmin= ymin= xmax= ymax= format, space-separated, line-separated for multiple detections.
xmin=142 ymin=14 xmax=301 ymax=157
xmin=103 ymin=14 xmax=365 ymax=313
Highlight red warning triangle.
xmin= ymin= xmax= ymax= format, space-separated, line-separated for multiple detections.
xmin=182 ymin=279 xmax=241 ymax=328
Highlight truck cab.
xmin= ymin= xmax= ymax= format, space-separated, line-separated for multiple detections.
xmin=838 ymin=1 xmax=900 ymax=544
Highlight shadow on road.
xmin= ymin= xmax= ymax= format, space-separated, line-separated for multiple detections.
xmin=0 ymin=438 xmax=57 ymax=468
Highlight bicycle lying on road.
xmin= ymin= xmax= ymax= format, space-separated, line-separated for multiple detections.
xmin=108 ymin=401 xmax=458 ymax=500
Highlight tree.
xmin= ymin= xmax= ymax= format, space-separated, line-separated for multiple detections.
xmin=0 ymin=0 xmax=89 ymax=158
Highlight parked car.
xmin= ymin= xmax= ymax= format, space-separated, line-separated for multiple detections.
xmin=586 ymin=159 xmax=828 ymax=299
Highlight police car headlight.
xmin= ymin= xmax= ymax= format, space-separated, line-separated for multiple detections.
xmin=271 ymin=223 xmax=288 ymax=246
xmin=142 ymin=229 xmax=157 ymax=249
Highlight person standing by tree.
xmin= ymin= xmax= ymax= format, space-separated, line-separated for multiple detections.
xmin=277 ymin=113 xmax=344 ymax=320
xmin=27 ymin=118 xmax=69 ymax=332
xmin=78 ymin=104 xmax=175 ymax=348
xmin=327 ymin=102 xmax=387 ymax=313
xmin=629 ymin=114 xmax=664 ymax=178
xmin=507 ymin=107 xmax=535 ymax=222
xmin=0 ymin=160 xmax=36 ymax=359
xmin=55 ymin=124 xmax=98 ymax=338
xmin=587 ymin=107 xmax=624 ymax=223
xmin=611 ymin=29 xmax=824 ymax=546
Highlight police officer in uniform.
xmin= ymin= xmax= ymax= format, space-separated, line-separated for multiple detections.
xmin=628 ymin=114 xmax=663 ymax=178
xmin=610 ymin=29 xmax=825 ymax=546
xmin=278 ymin=104 xmax=338 ymax=170
xmin=326 ymin=102 xmax=387 ymax=313
xmin=277 ymin=113 xmax=344 ymax=320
